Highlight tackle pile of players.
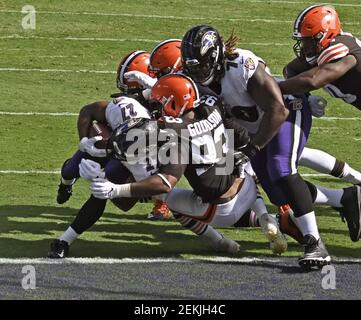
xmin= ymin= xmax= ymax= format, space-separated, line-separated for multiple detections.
xmin=49 ymin=4 xmax=361 ymax=269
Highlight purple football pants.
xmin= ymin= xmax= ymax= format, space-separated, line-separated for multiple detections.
xmin=61 ymin=151 xmax=130 ymax=184
xmin=251 ymin=96 xmax=312 ymax=206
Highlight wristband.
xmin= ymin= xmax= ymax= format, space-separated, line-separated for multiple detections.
xmin=112 ymin=183 xmax=132 ymax=198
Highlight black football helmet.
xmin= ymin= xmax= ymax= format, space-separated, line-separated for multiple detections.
xmin=111 ymin=118 xmax=158 ymax=162
xmin=181 ymin=25 xmax=224 ymax=85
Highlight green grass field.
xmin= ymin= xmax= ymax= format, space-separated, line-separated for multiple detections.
xmin=0 ymin=0 xmax=360 ymax=260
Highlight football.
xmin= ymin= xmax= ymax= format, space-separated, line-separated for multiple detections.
xmin=88 ymin=120 xmax=111 ymax=149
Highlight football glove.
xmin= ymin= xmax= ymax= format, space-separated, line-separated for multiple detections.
xmin=124 ymin=71 xmax=157 ymax=89
xmin=90 ymin=178 xmax=131 ymax=199
xmin=234 ymin=142 xmax=259 ymax=166
xmin=79 ymin=136 xmax=107 ymax=158
xmin=79 ymin=159 xmax=105 ymax=181
xmin=308 ymin=95 xmax=327 ymax=118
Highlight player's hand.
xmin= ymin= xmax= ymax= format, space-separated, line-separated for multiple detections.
xmin=234 ymin=142 xmax=258 ymax=165
xmin=78 ymin=136 xmax=107 ymax=158
xmin=308 ymin=95 xmax=327 ymax=118
xmin=90 ymin=178 xmax=117 ymax=199
xmin=124 ymin=71 xmax=157 ymax=89
xmin=79 ymin=159 xmax=105 ymax=181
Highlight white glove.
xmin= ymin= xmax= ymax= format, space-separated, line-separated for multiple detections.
xmin=124 ymin=71 xmax=157 ymax=89
xmin=90 ymin=178 xmax=131 ymax=199
xmin=308 ymin=95 xmax=327 ymax=118
xmin=79 ymin=159 xmax=105 ymax=181
xmin=79 ymin=136 xmax=107 ymax=158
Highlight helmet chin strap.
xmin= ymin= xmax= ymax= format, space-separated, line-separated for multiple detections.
xmin=201 ymin=73 xmax=215 ymax=86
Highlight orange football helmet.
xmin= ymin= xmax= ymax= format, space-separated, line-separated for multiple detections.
xmin=150 ymin=74 xmax=199 ymax=117
xmin=116 ymin=50 xmax=152 ymax=93
xmin=293 ymin=5 xmax=342 ymax=63
xmin=149 ymin=39 xmax=183 ymax=78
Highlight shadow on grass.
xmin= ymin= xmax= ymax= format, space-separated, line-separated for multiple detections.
xmin=0 ymin=205 xmax=360 ymax=259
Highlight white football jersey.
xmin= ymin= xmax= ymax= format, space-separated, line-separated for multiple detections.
xmin=105 ymin=96 xmax=151 ymax=130
xmin=221 ymin=48 xmax=265 ymax=134
xmin=106 ymin=95 xmax=155 ymax=181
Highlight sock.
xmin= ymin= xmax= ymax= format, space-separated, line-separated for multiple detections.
xmin=59 ymin=226 xmax=79 ymax=245
xmin=341 ymin=163 xmax=361 ymax=184
xmin=299 ymin=147 xmax=336 ymax=173
xmin=199 ymin=225 xmax=223 ymax=244
xmin=315 ymin=186 xmax=343 ymax=207
xmin=61 ymin=177 xmax=76 ymax=186
xmin=233 ymin=209 xmax=259 ymax=227
xmin=251 ymin=196 xmax=268 ymax=218
xmin=173 ymin=212 xmax=211 ymax=237
xmin=294 ymin=212 xmax=320 ymax=240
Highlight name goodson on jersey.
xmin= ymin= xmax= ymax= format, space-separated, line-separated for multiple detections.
xmin=187 ymin=109 xmax=222 ymax=137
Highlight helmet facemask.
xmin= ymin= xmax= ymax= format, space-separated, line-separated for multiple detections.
xmin=293 ymin=36 xmax=320 ymax=64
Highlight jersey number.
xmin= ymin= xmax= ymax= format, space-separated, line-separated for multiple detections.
xmin=121 ymin=103 xmax=137 ymax=121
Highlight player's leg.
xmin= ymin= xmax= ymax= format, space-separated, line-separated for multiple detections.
xmin=48 ymin=195 xmax=107 ymax=258
xmin=300 ymin=147 xmax=361 ymax=184
xmin=245 ymin=163 xmax=286 ymax=251
xmin=57 ymin=151 xmax=108 ymax=204
xmin=305 ymin=182 xmax=361 ymax=242
xmin=165 ymin=188 xmax=240 ymax=254
xmin=253 ymin=103 xmax=330 ymax=267
xmin=49 ymin=160 xmax=135 ymax=258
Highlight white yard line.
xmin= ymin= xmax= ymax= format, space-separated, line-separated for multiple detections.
xmin=0 ymin=256 xmax=359 ymax=264
xmin=0 ymin=170 xmax=60 ymax=174
xmin=0 ymin=67 xmax=115 ymax=74
xmin=0 ymin=111 xmax=78 ymax=116
xmin=0 ymin=111 xmax=358 ymax=121
xmin=1 ymin=7 xmax=361 ymax=22
xmin=0 ymin=34 xmax=292 ymax=46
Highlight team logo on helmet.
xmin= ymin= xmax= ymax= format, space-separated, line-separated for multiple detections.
xmin=200 ymin=31 xmax=217 ymax=56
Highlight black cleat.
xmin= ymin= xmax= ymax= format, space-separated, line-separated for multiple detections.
xmin=47 ymin=239 xmax=69 ymax=259
xmin=298 ymin=235 xmax=331 ymax=269
xmin=336 ymin=185 xmax=361 ymax=242
xmin=56 ymin=182 xmax=73 ymax=204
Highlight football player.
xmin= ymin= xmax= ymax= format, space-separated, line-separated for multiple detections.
xmin=89 ymin=74 xmax=288 ymax=254
xmin=48 ymin=51 xmax=167 ymax=258
xmin=127 ymin=39 xmax=289 ymax=251
xmin=128 ymin=40 xmax=361 ymax=186
xmin=280 ymin=5 xmax=361 ymax=111
xmin=180 ymin=25 xmax=360 ymax=268
xmin=55 ymin=50 xmax=172 ymax=221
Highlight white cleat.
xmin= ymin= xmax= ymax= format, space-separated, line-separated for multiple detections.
xmin=212 ymin=235 xmax=240 ymax=254
xmin=259 ymin=214 xmax=288 ymax=255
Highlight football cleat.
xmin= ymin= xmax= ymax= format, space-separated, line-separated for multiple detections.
xmin=259 ymin=214 xmax=288 ymax=255
xmin=278 ymin=205 xmax=305 ymax=244
xmin=56 ymin=182 xmax=73 ymax=204
xmin=147 ymin=200 xmax=172 ymax=220
xmin=298 ymin=235 xmax=331 ymax=269
xmin=47 ymin=239 xmax=69 ymax=259
xmin=335 ymin=185 xmax=361 ymax=242
xmin=212 ymin=235 xmax=240 ymax=254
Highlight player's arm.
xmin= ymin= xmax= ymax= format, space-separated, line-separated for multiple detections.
xmin=77 ymin=101 xmax=108 ymax=139
xmin=90 ymin=164 xmax=187 ymax=199
xmin=129 ymin=163 xmax=185 ymax=197
xmin=279 ymin=55 xmax=357 ymax=95
xmin=283 ymin=57 xmax=312 ymax=79
xmin=247 ymin=63 xmax=289 ymax=149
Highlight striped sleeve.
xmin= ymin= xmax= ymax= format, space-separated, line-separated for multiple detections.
xmin=317 ymin=43 xmax=350 ymax=65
